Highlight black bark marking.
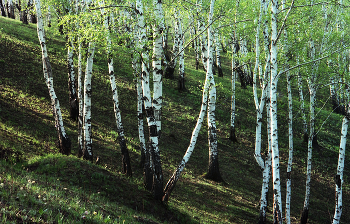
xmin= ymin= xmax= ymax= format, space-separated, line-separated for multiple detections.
xmin=335 ymin=174 xmax=341 ymax=188
xmin=149 ymin=125 xmax=158 ymax=137
xmin=145 ymin=107 xmax=153 ymax=117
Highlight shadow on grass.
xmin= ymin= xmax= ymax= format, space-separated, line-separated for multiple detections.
xmin=21 ymin=155 xmax=196 ymax=223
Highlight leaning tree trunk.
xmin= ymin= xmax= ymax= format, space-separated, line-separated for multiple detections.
xmin=162 ymin=57 xmax=210 ymax=202
xmin=102 ymin=9 xmax=132 ymax=176
xmin=163 ymin=0 xmax=216 ymax=202
xmin=302 ymin=4 xmax=330 ymax=217
xmin=34 ymin=0 xmax=71 ymax=155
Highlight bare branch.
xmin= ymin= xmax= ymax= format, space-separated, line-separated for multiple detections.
xmin=274 ymin=0 xmax=294 ymax=44
xmin=277 ymin=46 xmax=348 ymax=79
xmin=89 ymin=5 xmax=134 ymax=11
xmin=169 ymin=14 xmax=223 ymax=64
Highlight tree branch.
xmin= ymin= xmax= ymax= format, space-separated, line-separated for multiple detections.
xmin=277 ymin=46 xmax=347 ymax=79
xmin=274 ymin=0 xmax=294 ymax=44
xmin=169 ymin=14 xmax=222 ymax=64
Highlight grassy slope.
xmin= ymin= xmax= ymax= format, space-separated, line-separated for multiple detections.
xmin=0 ymin=16 xmax=349 ymax=223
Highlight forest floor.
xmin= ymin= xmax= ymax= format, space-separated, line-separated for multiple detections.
xmin=0 ymin=16 xmax=350 ymax=223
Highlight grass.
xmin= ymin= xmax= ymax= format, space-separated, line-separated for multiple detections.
xmin=1 ymin=15 xmax=350 ymax=223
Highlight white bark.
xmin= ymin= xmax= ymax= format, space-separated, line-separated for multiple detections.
xmin=34 ymin=0 xmax=70 ymax=154
xmin=230 ymin=41 xmax=237 ymax=141
xmin=137 ymin=0 xmax=163 ymax=199
xmin=77 ymin=41 xmax=83 ymax=157
xmin=255 ymin=0 xmax=271 ymax=221
xmin=332 ymin=114 xmax=348 ymax=224
xmin=177 ymin=15 xmax=185 ymax=90
xmin=153 ymin=0 xmax=164 ymax=132
xmin=82 ymin=42 xmax=95 ymax=161
xmin=198 ymin=0 xmax=208 ymax=71
xmin=303 ymin=5 xmax=330 ymax=218
xmin=206 ymin=0 xmax=220 ymax=181
xmin=163 ymin=0 xmax=216 ymax=201
xmin=214 ymin=30 xmax=223 ymax=77
xmin=297 ymin=66 xmax=307 ymax=140
xmin=285 ymin=69 xmax=293 ymax=224
xmin=270 ymin=0 xmax=282 ymax=221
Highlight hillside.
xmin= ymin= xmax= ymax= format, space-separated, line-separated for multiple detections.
xmin=0 ymin=16 xmax=350 ymax=223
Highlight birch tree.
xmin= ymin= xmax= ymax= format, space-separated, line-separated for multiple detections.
xmin=177 ymin=15 xmax=185 ymax=91
xmin=163 ymin=0 xmax=216 ymax=202
xmin=0 ymin=0 xmax=6 ymax=16
xmin=332 ymin=108 xmax=349 ymax=224
xmin=301 ymin=4 xmax=330 ymax=222
xmin=214 ymin=30 xmax=223 ymax=77
xmin=136 ymin=0 xmax=164 ymax=200
xmin=280 ymin=0 xmax=294 ymax=222
xmin=270 ymin=0 xmax=282 ymax=221
xmin=100 ymin=3 xmax=132 ymax=176
xmin=34 ymin=0 xmax=71 ymax=155
xmin=204 ymin=0 xmax=222 ymax=182
xmin=82 ymin=41 xmax=95 ymax=162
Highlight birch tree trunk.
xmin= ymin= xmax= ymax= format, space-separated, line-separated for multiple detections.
xmin=67 ymin=38 xmax=78 ymax=121
xmin=198 ymin=0 xmax=208 ymax=72
xmin=204 ymin=0 xmax=222 ymax=182
xmin=77 ymin=41 xmax=84 ymax=158
xmin=163 ymin=10 xmax=178 ymax=79
xmin=302 ymin=5 xmax=330 ymax=222
xmin=137 ymin=0 xmax=164 ymax=200
xmin=8 ymin=0 xmax=14 ymax=19
xmin=28 ymin=0 xmax=37 ymax=23
xmin=102 ymin=8 xmax=132 ymax=176
xmin=131 ymin=14 xmax=147 ymax=169
xmin=136 ymin=0 xmax=153 ymax=191
xmin=255 ymin=0 xmax=271 ymax=222
xmin=297 ymin=68 xmax=308 ymax=142
xmin=270 ymin=0 xmax=283 ymax=221
xmin=15 ymin=0 xmax=28 ymax=24
xmin=230 ymin=40 xmax=237 ymax=142
xmin=177 ymin=15 xmax=185 ymax=91
xmin=214 ymin=30 xmax=223 ymax=77
xmin=151 ymin=0 xmax=164 ymax=200
xmin=282 ymin=1 xmax=293 ymax=222
xmin=82 ymin=42 xmax=94 ymax=162
xmin=0 ymin=0 xmax=6 ymax=17
xmin=163 ymin=0 xmax=216 ymax=201
xmin=332 ymin=112 xmax=348 ymax=224
xmin=34 ymin=0 xmax=71 ymax=155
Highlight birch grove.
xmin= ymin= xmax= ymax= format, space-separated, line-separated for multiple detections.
xmin=13 ymin=0 xmax=350 ymax=222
